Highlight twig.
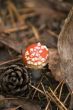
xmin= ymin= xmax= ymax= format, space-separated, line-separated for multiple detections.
xmin=0 ymin=55 xmax=22 ymax=67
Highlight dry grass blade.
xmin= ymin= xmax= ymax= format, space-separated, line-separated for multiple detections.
xmin=18 ymin=7 xmax=34 ymax=14
xmin=14 ymin=105 xmax=22 ymax=110
xmin=0 ymin=17 xmax=4 ymax=26
xmin=0 ymin=55 xmax=22 ymax=67
xmin=0 ymin=97 xmax=19 ymax=101
xmin=32 ymin=76 xmax=44 ymax=99
xmin=29 ymin=83 xmax=44 ymax=95
xmin=47 ymin=29 xmax=58 ymax=38
xmin=54 ymin=80 xmax=65 ymax=92
xmin=7 ymin=0 xmax=23 ymax=23
xmin=48 ymin=87 xmax=68 ymax=110
xmin=41 ymin=82 xmax=49 ymax=101
xmin=21 ymin=12 xmax=37 ymax=20
xmin=64 ymin=93 xmax=71 ymax=104
xmin=59 ymin=81 xmax=64 ymax=99
xmin=6 ymin=105 xmax=22 ymax=110
xmin=45 ymin=101 xmax=51 ymax=110
xmin=4 ymin=25 xmax=28 ymax=34
xmin=57 ymin=81 xmax=64 ymax=110
xmin=7 ymin=2 xmax=16 ymax=27
xmin=45 ymin=80 xmax=65 ymax=110
xmin=29 ymin=24 xmax=40 ymax=41
xmin=29 ymin=82 xmax=68 ymax=110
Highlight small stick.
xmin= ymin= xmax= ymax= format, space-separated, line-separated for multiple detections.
xmin=0 ymin=55 xmax=22 ymax=67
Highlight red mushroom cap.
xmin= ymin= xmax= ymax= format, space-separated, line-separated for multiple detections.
xmin=22 ymin=42 xmax=49 ymax=69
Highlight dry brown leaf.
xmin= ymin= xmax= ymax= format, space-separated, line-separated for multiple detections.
xmin=48 ymin=48 xmax=64 ymax=81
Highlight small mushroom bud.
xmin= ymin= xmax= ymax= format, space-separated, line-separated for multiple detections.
xmin=22 ymin=42 xmax=49 ymax=83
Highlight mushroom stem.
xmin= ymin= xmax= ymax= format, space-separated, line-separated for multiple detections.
xmin=28 ymin=68 xmax=43 ymax=84
xmin=28 ymin=64 xmax=48 ymax=84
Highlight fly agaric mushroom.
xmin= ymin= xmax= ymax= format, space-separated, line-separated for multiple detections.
xmin=22 ymin=42 xmax=49 ymax=69
xmin=22 ymin=42 xmax=49 ymax=83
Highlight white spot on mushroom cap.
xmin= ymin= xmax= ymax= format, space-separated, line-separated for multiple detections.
xmin=35 ymin=46 xmax=40 ymax=50
xmin=46 ymin=54 xmax=49 ymax=59
xmin=31 ymin=58 xmax=35 ymax=62
xmin=45 ymin=47 xmax=49 ymax=51
xmin=41 ymin=58 xmax=45 ymax=62
xmin=34 ymin=57 xmax=38 ymax=61
xmin=29 ymin=61 xmax=34 ymax=64
xmin=37 ymin=42 xmax=41 ymax=46
xmin=25 ymin=51 xmax=29 ymax=56
xmin=41 ymin=46 xmax=48 ymax=51
xmin=26 ymin=57 xmax=30 ymax=60
xmin=35 ymin=53 xmax=39 ymax=57
xmin=34 ymin=62 xmax=38 ymax=65
xmin=41 ymin=46 xmax=45 ymax=49
xmin=27 ymin=61 xmax=31 ymax=64
xmin=25 ymin=55 xmax=28 ymax=59
xmin=34 ymin=48 xmax=37 ymax=51
xmin=39 ymin=50 xmax=43 ymax=53
xmin=31 ymin=52 xmax=35 ymax=57
xmin=39 ymin=56 xmax=42 ymax=60
xmin=41 ymin=63 xmax=46 ymax=67
xmin=37 ymin=61 xmax=42 ymax=65
xmin=30 ymin=48 xmax=34 ymax=52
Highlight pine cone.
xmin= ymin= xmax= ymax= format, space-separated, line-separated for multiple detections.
xmin=1 ymin=64 xmax=29 ymax=96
